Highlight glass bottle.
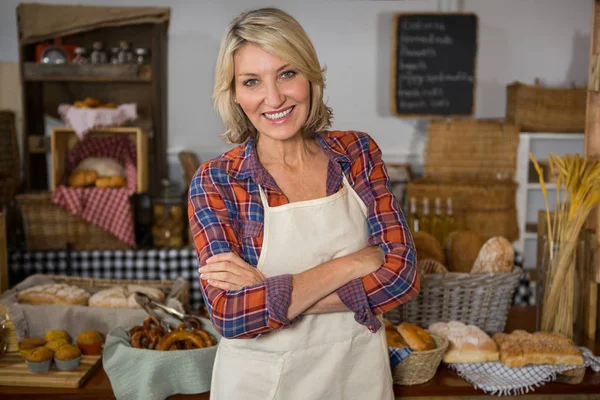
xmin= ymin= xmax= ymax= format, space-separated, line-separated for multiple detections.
xmin=118 ymin=41 xmax=134 ymax=64
xmin=430 ymin=197 xmax=444 ymax=244
xmin=407 ymin=197 xmax=420 ymax=233
xmin=420 ymin=198 xmax=431 ymax=234
xmin=90 ymin=41 xmax=107 ymax=64
xmin=110 ymin=47 xmax=120 ymax=64
xmin=443 ymin=197 xmax=457 ymax=244
xmin=135 ymin=48 xmax=150 ymax=64
xmin=72 ymin=47 xmax=88 ymax=64
xmin=151 ymin=179 xmax=185 ymax=248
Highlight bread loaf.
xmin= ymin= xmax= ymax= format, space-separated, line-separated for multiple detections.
xmin=428 ymin=321 xmax=499 ymax=363
xmin=89 ymin=285 xmax=165 ymax=308
xmin=492 ymin=330 xmax=583 ymax=368
xmin=445 ymin=231 xmax=487 ymax=273
xmin=413 ymin=231 xmax=445 ymax=265
xmin=471 ymin=236 xmax=514 ymax=273
xmin=17 ymin=283 xmax=90 ymax=306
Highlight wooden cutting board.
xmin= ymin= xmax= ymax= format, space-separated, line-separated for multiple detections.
xmin=0 ymin=353 xmax=102 ymax=388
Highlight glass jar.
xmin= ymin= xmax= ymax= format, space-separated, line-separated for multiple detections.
xmin=135 ymin=48 xmax=150 ymax=64
xmin=72 ymin=47 xmax=88 ymax=64
xmin=90 ymin=41 xmax=107 ymax=64
xmin=118 ymin=41 xmax=134 ymax=64
xmin=110 ymin=47 xmax=120 ymax=64
xmin=151 ymin=179 xmax=185 ymax=248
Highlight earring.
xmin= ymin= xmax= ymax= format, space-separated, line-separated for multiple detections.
xmin=234 ymin=98 xmax=238 ymax=104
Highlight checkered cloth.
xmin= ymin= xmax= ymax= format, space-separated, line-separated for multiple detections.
xmin=58 ymin=103 xmax=137 ymax=138
xmin=389 ymin=347 xmax=413 ymax=369
xmin=51 ymin=136 xmax=137 ymax=246
xmin=449 ymin=347 xmax=600 ymax=396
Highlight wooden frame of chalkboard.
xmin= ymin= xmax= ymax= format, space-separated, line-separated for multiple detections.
xmin=390 ymin=13 xmax=478 ymax=118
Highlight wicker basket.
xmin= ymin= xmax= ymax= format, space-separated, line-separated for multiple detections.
xmin=392 ymin=333 xmax=448 ymax=385
xmin=506 ymin=81 xmax=586 ymax=133
xmin=16 ymin=192 xmax=129 ymax=251
xmin=407 ymin=119 xmax=519 ymax=241
xmin=385 ymin=268 xmax=522 ymax=335
xmin=0 ymin=111 xmax=21 ymax=201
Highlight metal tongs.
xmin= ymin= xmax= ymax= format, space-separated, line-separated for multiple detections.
xmin=134 ymin=291 xmax=203 ymax=332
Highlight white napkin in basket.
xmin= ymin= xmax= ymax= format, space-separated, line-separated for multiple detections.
xmin=449 ymin=347 xmax=600 ymax=396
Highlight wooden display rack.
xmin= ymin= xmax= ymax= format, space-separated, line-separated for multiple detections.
xmin=50 ymin=127 xmax=148 ymax=194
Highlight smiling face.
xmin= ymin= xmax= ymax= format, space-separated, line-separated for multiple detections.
xmin=233 ymin=43 xmax=311 ymax=142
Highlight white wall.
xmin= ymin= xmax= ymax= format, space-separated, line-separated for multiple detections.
xmin=0 ymin=0 xmax=593 ymax=186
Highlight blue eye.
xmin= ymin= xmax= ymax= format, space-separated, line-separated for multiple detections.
xmin=243 ymin=79 xmax=259 ymax=86
xmin=280 ymin=70 xmax=296 ymax=79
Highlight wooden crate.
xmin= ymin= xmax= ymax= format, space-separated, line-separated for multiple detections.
xmin=51 ymin=127 xmax=148 ymax=193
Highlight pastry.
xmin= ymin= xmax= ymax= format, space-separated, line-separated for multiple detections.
xmin=445 ymin=231 xmax=487 ymax=273
xmin=384 ymin=320 xmax=409 ymax=348
xmin=45 ymin=329 xmax=70 ymax=342
xmin=68 ymin=170 xmax=98 ymax=187
xmin=83 ymin=97 xmax=101 ymax=108
xmin=492 ymin=330 xmax=583 ymax=368
xmin=129 ymin=316 xmax=216 ymax=350
xmin=471 ymin=237 xmax=514 ymax=273
xmin=54 ymin=344 xmax=82 ymax=371
xmin=99 ymin=103 xmax=117 ymax=109
xmin=95 ymin=175 xmax=126 ymax=188
xmin=413 ymin=231 xmax=445 ymax=265
xmin=76 ymin=330 xmax=103 ymax=355
xmin=156 ymin=330 xmax=208 ymax=351
xmin=397 ymin=322 xmax=436 ymax=351
xmin=18 ymin=337 xmax=46 ymax=358
xmin=24 ymin=346 xmax=54 ymax=373
xmin=17 ymin=283 xmax=90 ymax=306
xmin=428 ymin=321 xmax=499 ymax=363
xmin=74 ymin=157 xmax=125 ymax=178
xmin=89 ymin=285 xmax=165 ymax=309
xmin=45 ymin=338 xmax=71 ymax=353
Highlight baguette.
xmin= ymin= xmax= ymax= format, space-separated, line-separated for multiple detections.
xmin=428 ymin=321 xmax=499 ymax=363
xmin=17 ymin=283 xmax=90 ymax=306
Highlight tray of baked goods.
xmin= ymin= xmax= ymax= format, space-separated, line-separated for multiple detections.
xmin=384 ymin=319 xmax=600 ymax=392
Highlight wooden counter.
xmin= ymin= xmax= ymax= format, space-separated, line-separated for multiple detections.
xmin=1 ymin=306 xmax=599 ymax=400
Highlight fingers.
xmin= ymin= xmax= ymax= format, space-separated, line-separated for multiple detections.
xmin=201 ymin=271 xmax=244 ymax=285
xmin=206 ymin=279 xmax=243 ymax=291
xmin=199 ymin=261 xmax=245 ymax=274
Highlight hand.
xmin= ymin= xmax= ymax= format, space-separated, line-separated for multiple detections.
xmin=347 ymin=245 xmax=385 ymax=279
xmin=198 ymin=252 xmax=267 ymax=291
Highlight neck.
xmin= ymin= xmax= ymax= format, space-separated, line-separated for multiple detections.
xmin=256 ymin=133 xmax=318 ymax=167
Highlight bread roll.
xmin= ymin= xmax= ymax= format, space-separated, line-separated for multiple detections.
xmin=95 ymin=176 xmax=126 ymax=188
xmin=68 ymin=170 xmax=98 ymax=188
xmin=413 ymin=231 xmax=445 ymax=265
xmin=17 ymin=283 xmax=90 ymax=306
xmin=89 ymin=285 xmax=165 ymax=308
xmin=471 ymin=237 xmax=514 ymax=273
xmin=445 ymin=231 xmax=487 ymax=273
xmin=75 ymin=157 xmax=125 ymax=178
xmin=428 ymin=321 xmax=499 ymax=363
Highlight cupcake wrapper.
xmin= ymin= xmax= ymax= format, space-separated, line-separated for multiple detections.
xmin=55 ymin=356 xmax=82 ymax=371
xmin=25 ymin=359 xmax=52 ymax=373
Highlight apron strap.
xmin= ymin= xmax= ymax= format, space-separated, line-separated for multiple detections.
xmin=257 ymin=183 xmax=270 ymax=211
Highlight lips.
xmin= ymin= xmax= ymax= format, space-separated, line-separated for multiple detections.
xmin=263 ymin=106 xmax=294 ymax=121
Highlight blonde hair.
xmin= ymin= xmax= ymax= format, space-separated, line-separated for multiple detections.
xmin=213 ymin=8 xmax=332 ymax=144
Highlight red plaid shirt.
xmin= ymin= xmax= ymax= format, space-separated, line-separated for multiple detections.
xmin=189 ymin=131 xmax=418 ymax=339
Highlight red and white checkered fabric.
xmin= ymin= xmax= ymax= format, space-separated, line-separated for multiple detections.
xmin=51 ymin=136 xmax=137 ymax=247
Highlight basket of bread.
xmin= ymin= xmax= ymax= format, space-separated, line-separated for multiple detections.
xmin=385 ymin=320 xmax=448 ymax=385
xmin=386 ymin=231 xmax=521 ymax=335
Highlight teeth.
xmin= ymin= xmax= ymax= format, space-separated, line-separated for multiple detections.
xmin=264 ymin=107 xmax=292 ymax=120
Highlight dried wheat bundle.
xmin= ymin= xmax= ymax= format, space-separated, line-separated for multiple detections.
xmin=529 ymin=152 xmax=600 ymax=337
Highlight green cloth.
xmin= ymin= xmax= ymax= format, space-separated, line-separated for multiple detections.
xmin=103 ymin=318 xmax=220 ymax=400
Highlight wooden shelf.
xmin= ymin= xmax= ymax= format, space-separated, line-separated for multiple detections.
xmin=527 ymin=182 xmax=557 ymax=190
xmin=23 ymin=63 xmax=151 ymax=82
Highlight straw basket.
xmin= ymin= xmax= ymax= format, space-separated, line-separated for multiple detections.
xmin=506 ymin=81 xmax=586 ymax=133
xmin=407 ymin=119 xmax=519 ymax=241
xmin=16 ymin=192 xmax=129 ymax=251
xmin=385 ymin=268 xmax=522 ymax=335
xmin=392 ymin=333 xmax=448 ymax=385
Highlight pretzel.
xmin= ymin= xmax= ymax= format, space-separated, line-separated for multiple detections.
xmin=156 ymin=330 xmax=206 ymax=351
xmin=143 ymin=316 xmax=159 ymax=331
xmin=193 ymin=329 xmax=216 ymax=347
xmin=129 ymin=325 xmax=146 ymax=337
xmin=131 ymin=331 xmax=158 ymax=349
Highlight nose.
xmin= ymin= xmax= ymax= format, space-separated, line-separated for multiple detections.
xmin=264 ymin=81 xmax=284 ymax=109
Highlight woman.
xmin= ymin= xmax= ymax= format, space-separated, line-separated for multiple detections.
xmin=189 ymin=8 xmax=419 ymax=400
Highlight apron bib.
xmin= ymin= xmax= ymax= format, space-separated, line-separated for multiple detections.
xmin=210 ymin=175 xmax=393 ymax=400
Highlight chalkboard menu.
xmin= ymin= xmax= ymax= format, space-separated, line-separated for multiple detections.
xmin=391 ymin=13 xmax=478 ymax=117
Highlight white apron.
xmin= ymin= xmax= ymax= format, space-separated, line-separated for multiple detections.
xmin=210 ymin=175 xmax=393 ymax=400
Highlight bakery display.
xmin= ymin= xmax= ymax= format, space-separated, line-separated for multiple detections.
xmin=54 ymin=345 xmax=82 ymax=371
xmin=428 ymin=321 xmax=499 ymax=363
xmin=76 ymin=330 xmax=104 ymax=355
xmin=492 ymin=330 xmax=584 ymax=368
xmin=397 ymin=322 xmax=436 ymax=351
xmin=128 ymin=317 xmax=216 ymax=350
xmin=89 ymin=285 xmax=165 ymax=308
xmin=445 ymin=231 xmax=487 ymax=273
xmin=471 ymin=237 xmax=514 ymax=273
xmin=17 ymin=283 xmax=90 ymax=306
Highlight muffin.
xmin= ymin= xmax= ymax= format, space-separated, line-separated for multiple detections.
xmin=76 ymin=330 xmax=103 ymax=355
xmin=18 ymin=337 xmax=46 ymax=359
xmin=54 ymin=345 xmax=82 ymax=371
xmin=45 ymin=338 xmax=71 ymax=353
xmin=45 ymin=329 xmax=71 ymax=343
xmin=24 ymin=346 xmax=53 ymax=373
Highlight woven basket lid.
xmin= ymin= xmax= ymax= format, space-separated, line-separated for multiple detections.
xmin=424 ymin=119 xmax=519 ymax=181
